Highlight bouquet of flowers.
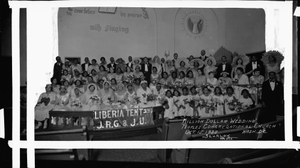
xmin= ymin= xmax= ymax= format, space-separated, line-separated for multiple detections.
xmin=133 ymin=96 xmax=141 ymax=104
xmin=89 ymin=95 xmax=100 ymax=104
xmin=70 ymin=99 xmax=82 ymax=107
xmin=227 ymin=97 xmax=243 ymax=112
xmin=147 ymin=93 xmax=158 ymax=102
xmin=198 ymin=98 xmax=207 ymax=109
xmin=206 ymin=99 xmax=217 ymax=112
xmin=128 ymin=74 xmax=134 ymax=83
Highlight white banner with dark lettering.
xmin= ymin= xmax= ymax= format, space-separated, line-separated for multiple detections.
xmin=93 ymin=107 xmax=154 ymax=130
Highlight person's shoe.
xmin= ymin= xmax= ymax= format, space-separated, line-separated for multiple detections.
xmin=43 ymin=120 xmax=48 ymax=129
xmin=35 ymin=122 xmax=42 ymax=129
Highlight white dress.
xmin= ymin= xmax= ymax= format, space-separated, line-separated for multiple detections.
xmin=238 ymin=97 xmax=253 ymax=110
xmin=224 ymin=95 xmax=237 ymax=115
xmin=178 ymin=95 xmax=193 ymax=116
xmin=164 ymin=97 xmax=175 ymax=119
xmin=136 ymin=87 xmax=152 ymax=105
xmin=212 ymin=94 xmax=224 ymax=116
xmin=35 ymin=92 xmax=56 ymax=121
xmin=198 ymin=94 xmax=213 ymax=118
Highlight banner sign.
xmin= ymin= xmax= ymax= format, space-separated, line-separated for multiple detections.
xmin=93 ymin=107 xmax=154 ymax=130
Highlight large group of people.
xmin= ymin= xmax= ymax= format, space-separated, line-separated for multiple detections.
xmin=34 ymin=50 xmax=284 ymax=129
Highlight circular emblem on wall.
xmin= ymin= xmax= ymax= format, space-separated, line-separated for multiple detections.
xmin=182 ymin=10 xmax=208 ymax=39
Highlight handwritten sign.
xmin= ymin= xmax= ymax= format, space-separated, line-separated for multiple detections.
xmin=182 ymin=117 xmax=279 ymax=140
xmin=93 ymin=107 xmax=154 ymax=130
xmin=120 ymin=8 xmax=149 ymax=19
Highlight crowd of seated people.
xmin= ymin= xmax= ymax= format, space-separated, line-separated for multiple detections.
xmin=34 ymin=50 xmax=284 ymax=129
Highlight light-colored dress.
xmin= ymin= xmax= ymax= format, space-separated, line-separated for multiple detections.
xmin=133 ymin=72 xmax=144 ymax=79
xmin=61 ymin=74 xmax=72 ymax=83
xmin=127 ymin=90 xmax=137 ymax=105
xmin=164 ymin=97 xmax=175 ymax=119
xmin=114 ymin=91 xmax=128 ymax=102
xmin=98 ymin=71 xmax=107 ymax=81
xmin=151 ymin=73 xmax=160 ymax=83
xmin=35 ymin=92 xmax=56 ymax=121
xmin=239 ymin=97 xmax=253 ymax=110
xmin=204 ymin=66 xmax=217 ymax=78
xmin=172 ymin=96 xmax=180 ymax=117
xmin=136 ymin=87 xmax=152 ymax=104
xmin=184 ymin=77 xmax=195 ymax=85
xmin=224 ymin=95 xmax=237 ymax=115
xmin=198 ymin=94 xmax=213 ymax=118
xmin=54 ymin=92 xmax=71 ymax=111
xmin=178 ymin=95 xmax=193 ymax=116
xmin=92 ymin=75 xmax=99 ymax=83
xmin=99 ymin=89 xmax=114 ymax=105
xmin=265 ymin=63 xmax=280 ymax=80
xmin=195 ymin=75 xmax=206 ymax=86
xmin=107 ymin=73 xmax=116 ymax=81
xmin=207 ymin=77 xmax=218 ymax=87
xmin=115 ymin=74 xmax=124 ymax=83
xmin=68 ymin=93 xmax=84 ymax=111
xmin=212 ymin=94 xmax=224 ymax=116
xmin=52 ymin=85 xmax=60 ymax=95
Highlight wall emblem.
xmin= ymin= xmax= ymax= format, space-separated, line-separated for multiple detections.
xmin=182 ymin=10 xmax=208 ymax=39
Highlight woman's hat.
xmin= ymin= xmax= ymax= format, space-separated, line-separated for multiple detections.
xmin=141 ymin=80 xmax=148 ymax=85
xmin=133 ymin=57 xmax=142 ymax=64
xmin=152 ymin=55 xmax=161 ymax=64
xmin=189 ymin=59 xmax=205 ymax=68
xmin=205 ymin=56 xmax=217 ymax=66
xmin=220 ymin=71 xmax=229 ymax=76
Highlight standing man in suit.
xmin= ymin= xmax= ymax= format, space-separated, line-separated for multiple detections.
xmin=53 ymin=56 xmax=63 ymax=85
xmin=216 ymin=56 xmax=232 ymax=79
xmin=81 ymin=57 xmax=91 ymax=72
xmin=126 ymin=56 xmax=133 ymax=69
xmin=261 ymin=71 xmax=284 ymax=122
xmin=245 ymin=55 xmax=265 ymax=78
xmin=141 ymin=57 xmax=152 ymax=85
xmin=199 ymin=50 xmax=208 ymax=62
xmin=107 ymin=57 xmax=117 ymax=73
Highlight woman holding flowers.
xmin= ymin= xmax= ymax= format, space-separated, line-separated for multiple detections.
xmin=224 ymin=86 xmax=238 ymax=114
xmin=69 ymin=87 xmax=84 ymax=111
xmin=35 ymin=84 xmax=56 ymax=129
xmin=100 ymin=81 xmax=115 ymax=105
xmin=54 ymin=86 xmax=71 ymax=111
xmin=212 ymin=87 xmax=224 ymax=116
xmin=114 ymin=83 xmax=128 ymax=105
xmin=198 ymin=86 xmax=214 ymax=117
xmin=82 ymin=83 xmax=101 ymax=111
xmin=178 ymin=87 xmax=193 ymax=117
xmin=136 ymin=80 xmax=152 ymax=105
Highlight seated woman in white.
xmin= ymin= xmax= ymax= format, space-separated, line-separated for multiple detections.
xmin=159 ymin=72 xmax=171 ymax=86
xmin=223 ymin=86 xmax=238 ymax=115
xmin=133 ymin=65 xmax=144 ymax=80
xmin=115 ymin=67 xmax=124 ymax=84
xmin=54 ymin=85 xmax=71 ymax=111
xmin=106 ymin=67 xmax=116 ymax=81
xmin=239 ymin=89 xmax=254 ymax=110
xmin=81 ymin=71 xmax=89 ymax=85
xmin=110 ymin=78 xmax=118 ymax=92
xmin=212 ymin=87 xmax=224 ymax=116
xmin=177 ymin=61 xmax=187 ymax=76
xmin=98 ymin=65 xmax=107 ymax=81
xmin=82 ymin=83 xmax=101 ymax=111
xmin=233 ymin=67 xmax=250 ymax=99
xmin=126 ymin=83 xmax=137 ymax=105
xmin=61 ymin=80 xmax=72 ymax=94
xmin=69 ymin=87 xmax=85 ymax=111
xmin=136 ymin=80 xmax=152 ymax=105
xmin=175 ymin=71 xmax=186 ymax=86
xmin=51 ymin=77 xmax=60 ymax=95
xmin=114 ymin=83 xmax=128 ymax=105
xmin=198 ymin=86 xmax=213 ymax=118
xmin=195 ymin=68 xmax=206 ymax=87
xmin=99 ymin=81 xmax=115 ymax=105
xmin=35 ymin=84 xmax=56 ymax=129
xmin=72 ymin=69 xmax=82 ymax=84
xmin=91 ymin=69 xmax=99 ymax=84
xmin=124 ymin=66 xmax=134 ymax=82
xmin=184 ymin=70 xmax=195 ymax=86
xmin=206 ymin=71 xmax=218 ymax=88
xmin=61 ymin=69 xmax=72 ymax=84
xmin=83 ymin=75 xmax=95 ymax=92
xmin=169 ymin=71 xmax=178 ymax=85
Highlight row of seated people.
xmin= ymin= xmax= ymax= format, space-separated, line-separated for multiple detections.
xmin=35 ymin=74 xmax=258 ymax=129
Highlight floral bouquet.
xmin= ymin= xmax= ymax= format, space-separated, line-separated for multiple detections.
xmin=147 ymin=93 xmax=158 ymax=102
xmin=133 ymin=96 xmax=141 ymax=104
xmin=206 ymin=99 xmax=217 ymax=112
xmin=198 ymin=98 xmax=206 ymax=109
xmin=70 ymin=99 xmax=82 ymax=108
xmin=128 ymin=74 xmax=134 ymax=83
xmin=227 ymin=97 xmax=243 ymax=112
xmin=89 ymin=95 xmax=101 ymax=105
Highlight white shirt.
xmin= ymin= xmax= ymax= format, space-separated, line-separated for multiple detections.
xmin=222 ymin=64 xmax=226 ymax=71
xmin=252 ymin=61 xmax=257 ymax=69
xmin=145 ymin=64 xmax=148 ymax=72
xmin=270 ymin=81 xmax=275 ymax=91
xmin=85 ymin=63 xmax=89 ymax=71
xmin=128 ymin=62 xmax=132 ymax=68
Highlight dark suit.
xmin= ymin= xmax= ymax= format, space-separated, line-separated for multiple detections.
xmin=81 ymin=63 xmax=91 ymax=72
xmin=53 ymin=62 xmax=63 ymax=84
xmin=141 ymin=63 xmax=152 ymax=85
xmin=245 ymin=60 xmax=265 ymax=78
xmin=261 ymin=79 xmax=284 ymax=122
xmin=216 ymin=62 xmax=232 ymax=79
xmin=107 ymin=63 xmax=117 ymax=73
xmin=126 ymin=62 xmax=134 ymax=70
